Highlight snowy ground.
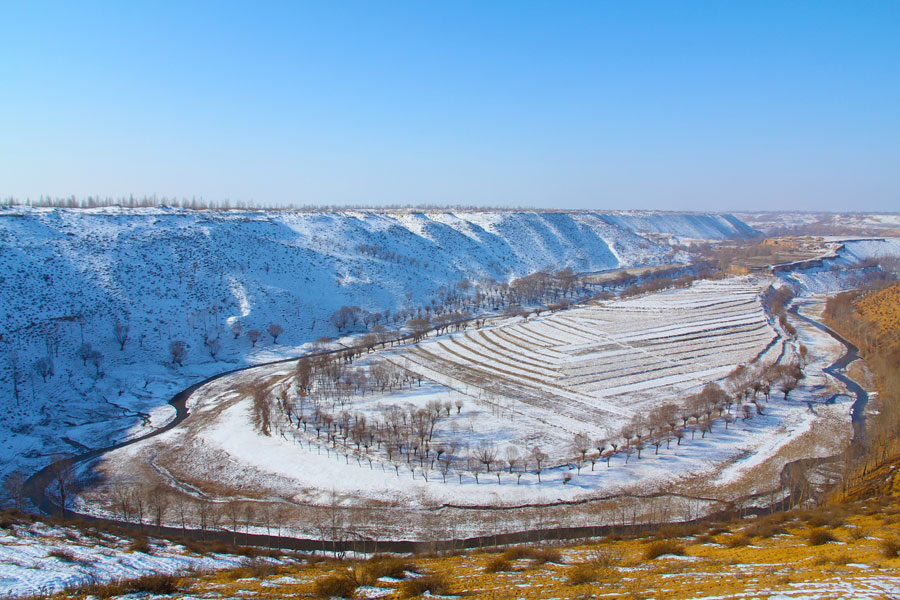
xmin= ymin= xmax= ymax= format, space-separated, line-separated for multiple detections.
xmin=0 ymin=518 xmax=276 ymax=597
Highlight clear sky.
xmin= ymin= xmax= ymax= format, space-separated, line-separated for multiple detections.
xmin=1 ymin=1 xmax=898 ymax=211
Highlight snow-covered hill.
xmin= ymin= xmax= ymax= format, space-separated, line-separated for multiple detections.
xmin=0 ymin=208 xmax=753 ymax=488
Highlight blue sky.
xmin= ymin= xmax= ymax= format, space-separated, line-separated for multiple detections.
xmin=1 ymin=1 xmax=898 ymax=211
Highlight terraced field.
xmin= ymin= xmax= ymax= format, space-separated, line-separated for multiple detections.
xmin=394 ymin=278 xmax=782 ymax=437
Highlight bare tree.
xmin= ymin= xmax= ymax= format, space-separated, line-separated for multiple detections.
xmin=76 ymin=342 xmax=93 ymax=366
xmin=268 ymin=323 xmax=283 ymax=343
xmin=226 ymin=500 xmax=243 ymax=545
xmin=89 ymin=350 xmax=103 ymax=377
xmin=8 ymin=351 xmax=21 ymax=405
xmin=229 ymin=320 xmax=243 ymax=339
xmin=34 ymin=357 xmax=51 ymax=382
xmin=475 ymin=442 xmax=498 ymax=472
xmin=147 ymin=487 xmax=170 ymax=532
xmin=573 ymin=432 xmax=591 ymax=464
xmin=113 ymin=322 xmax=129 ymax=350
xmin=247 ymin=329 xmax=261 ymax=347
xmin=169 ymin=340 xmax=187 ymax=366
xmin=506 ymin=445 xmax=520 ymax=474
xmin=206 ymin=337 xmax=221 ymax=360
xmin=49 ymin=457 xmax=75 ymax=515
xmin=531 ymin=446 xmax=548 ymax=482
xmin=3 ymin=470 xmax=26 ymax=510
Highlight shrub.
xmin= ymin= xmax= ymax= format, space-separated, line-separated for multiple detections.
xmin=807 ymin=510 xmax=845 ymax=529
xmin=882 ymin=538 xmax=900 ymax=558
xmin=501 ymin=545 xmax=562 ymax=564
xmin=129 ymin=536 xmax=153 ymax=554
xmin=225 ymin=561 xmax=286 ymax=581
xmin=313 ymin=571 xmax=359 ymax=599
xmin=726 ymin=534 xmax=752 ymax=548
xmin=48 ymin=549 xmax=81 ymax=563
xmin=122 ymin=573 xmax=181 ymax=594
xmin=644 ymin=540 xmax=686 ymax=560
xmin=398 ymin=573 xmax=449 ymax=598
xmin=808 ymin=528 xmax=836 ymax=546
xmin=745 ymin=521 xmax=786 ymax=539
xmin=361 ymin=555 xmax=415 ymax=580
xmin=74 ymin=573 xmax=182 ymax=597
xmin=583 ymin=546 xmax=623 ymax=569
xmin=831 ymin=550 xmax=853 ymax=565
xmin=484 ymin=556 xmax=513 ymax=573
xmin=566 ymin=563 xmax=597 ymax=585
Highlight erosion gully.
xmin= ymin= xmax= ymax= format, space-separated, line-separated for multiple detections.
xmin=22 ymin=302 xmax=869 ymax=554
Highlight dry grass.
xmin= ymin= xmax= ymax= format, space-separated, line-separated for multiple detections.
xmin=501 ymin=545 xmax=562 ymax=564
xmin=312 ymin=570 xmax=360 ymax=599
xmin=808 ymin=528 xmax=837 ymax=546
xmin=397 ymin=573 xmax=449 ymax=597
xmin=644 ymin=540 xmax=686 ymax=560
xmin=361 ymin=554 xmax=415 ymax=580
xmin=47 ymin=548 xmax=85 ymax=563
xmin=725 ymin=534 xmax=752 ymax=548
xmin=484 ymin=556 xmax=513 ymax=573
xmin=882 ymin=538 xmax=900 ymax=558
xmin=857 ymin=282 xmax=900 ymax=345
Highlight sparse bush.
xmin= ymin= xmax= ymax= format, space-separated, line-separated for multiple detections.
xmin=745 ymin=521 xmax=786 ymax=539
xmin=808 ymin=528 xmax=836 ymax=546
xmin=129 ymin=536 xmax=153 ymax=554
xmin=882 ymin=538 xmax=900 ymax=558
xmin=485 ymin=556 xmax=513 ymax=573
xmin=807 ymin=509 xmax=846 ymax=529
xmin=831 ymin=550 xmax=853 ymax=565
xmin=48 ymin=548 xmax=81 ymax=563
xmin=72 ymin=573 xmax=182 ymax=597
xmin=644 ymin=540 xmax=686 ymax=560
xmin=361 ymin=555 xmax=415 ymax=580
xmin=566 ymin=563 xmax=597 ymax=585
xmin=501 ymin=545 xmax=562 ymax=564
xmin=224 ymin=560 xmax=287 ymax=581
xmin=583 ymin=546 xmax=623 ymax=569
xmin=398 ymin=573 xmax=449 ymax=597
xmin=313 ymin=571 xmax=359 ymax=599
xmin=726 ymin=534 xmax=752 ymax=548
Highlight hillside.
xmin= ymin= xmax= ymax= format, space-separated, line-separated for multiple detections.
xmin=0 ymin=209 xmax=753 ymax=487
xmin=856 ymin=281 xmax=900 ymax=347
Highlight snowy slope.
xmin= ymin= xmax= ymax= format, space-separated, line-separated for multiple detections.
xmin=777 ymin=237 xmax=900 ymax=294
xmin=0 ymin=208 xmax=753 ymax=489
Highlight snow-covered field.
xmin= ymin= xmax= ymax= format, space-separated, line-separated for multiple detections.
xmin=0 ymin=517 xmax=272 ymax=597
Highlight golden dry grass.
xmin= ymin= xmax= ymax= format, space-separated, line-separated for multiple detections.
xmin=857 ymin=281 xmax=900 ymax=345
xmin=31 ymin=499 xmax=900 ymax=599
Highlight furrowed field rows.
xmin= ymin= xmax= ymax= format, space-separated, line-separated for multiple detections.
xmin=562 ymin=335 xmax=775 ymax=387
xmin=564 ymin=325 xmax=774 ymax=372
xmin=390 ymin=279 xmax=777 ymax=430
